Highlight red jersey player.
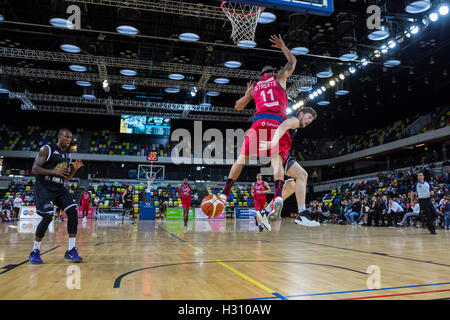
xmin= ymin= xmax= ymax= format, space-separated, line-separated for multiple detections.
xmin=80 ymin=188 xmax=91 ymax=222
xmin=252 ymin=173 xmax=270 ymax=211
xmin=181 ymin=177 xmax=191 ymax=227
xmin=219 ymin=34 xmax=296 ymax=231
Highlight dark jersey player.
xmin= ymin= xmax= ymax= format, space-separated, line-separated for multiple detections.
xmin=29 ymin=128 xmax=83 ymax=264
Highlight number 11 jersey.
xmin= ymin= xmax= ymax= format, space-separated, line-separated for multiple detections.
xmin=253 ymin=73 xmax=289 ymax=120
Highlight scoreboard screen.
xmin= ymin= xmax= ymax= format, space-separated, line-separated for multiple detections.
xmin=145 ymin=117 xmax=171 ymax=136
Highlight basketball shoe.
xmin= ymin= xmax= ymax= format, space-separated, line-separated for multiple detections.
xmin=64 ymin=247 xmax=83 ymax=262
xmin=295 ymin=210 xmax=320 ymax=227
xmin=29 ymin=249 xmax=43 ymax=264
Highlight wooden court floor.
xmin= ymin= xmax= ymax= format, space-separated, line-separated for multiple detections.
xmin=1 ymin=218 xmax=450 ymax=300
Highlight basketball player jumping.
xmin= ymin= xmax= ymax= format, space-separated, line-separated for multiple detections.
xmin=260 ymin=107 xmax=320 ymax=227
xmin=181 ymin=178 xmax=192 ymax=227
xmin=219 ymin=34 xmax=297 ymax=229
xmin=29 ymin=129 xmax=83 ymax=264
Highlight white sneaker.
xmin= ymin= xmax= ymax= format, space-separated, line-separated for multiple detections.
xmin=272 ymin=197 xmax=283 ymax=220
xmin=295 ymin=210 xmax=320 ymax=227
xmin=260 ymin=213 xmax=271 ymax=231
xmin=83 ymin=217 xmax=87 ymax=222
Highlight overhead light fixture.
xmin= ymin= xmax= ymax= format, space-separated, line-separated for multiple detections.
xmin=405 ymin=0 xmax=432 ymax=13
xmin=317 ymin=88 xmax=323 ymax=94
xmin=60 ymin=44 xmax=81 ymax=53
xmin=339 ymin=73 xmax=345 ymax=80
xmin=361 ymin=58 xmax=368 ymax=66
xmin=309 ymin=93 xmax=315 ymax=99
xmin=120 ymin=69 xmax=137 ymax=76
xmin=214 ymin=78 xmax=230 ymax=84
xmin=313 ymin=91 xmax=318 ymax=97
xmin=69 ymin=65 xmax=86 ymax=72
xmin=339 ymin=52 xmax=358 ymax=61
xmin=410 ymin=25 xmax=420 ymax=34
xmin=50 ymin=18 xmax=74 ymax=29
xmin=224 ymin=60 xmax=241 ymax=68
xmin=291 ymin=47 xmax=310 ymax=55
xmin=258 ymin=12 xmax=276 ymax=24
xmin=82 ymin=87 xmax=96 ymax=99
xmin=368 ymin=26 xmax=389 ymax=41
xmin=122 ymin=84 xmax=137 ymax=90
xmin=287 ymin=107 xmax=292 ymax=114
xmin=200 ymin=103 xmax=211 ymax=107
xmin=116 ymin=25 xmax=139 ymax=35
xmin=439 ymin=3 xmax=449 ymax=15
xmin=349 ymin=66 xmax=356 ymax=74
xmin=321 ymin=86 xmax=326 ymax=91
xmin=317 ymin=101 xmax=330 ymax=106
xmin=384 ymin=59 xmax=401 ymax=67
xmin=206 ymin=91 xmax=219 ymax=97
xmin=299 ymin=85 xmax=312 ymax=92
xmin=429 ymin=12 xmax=439 ymax=21
xmin=76 ymin=81 xmax=92 ymax=87
xmin=237 ymin=40 xmax=257 ymax=49
xmin=179 ymin=32 xmax=200 ymax=42
xmin=329 ymin=79 xmax=336 ymax=86
xmin=335 ymin=90 xmax=349 ymax=95
xmin=168 ymin=73 xmax=185 ymax=80
xmin=165 ymin=88 xmax=180 ymax=93
xmin=374 ymin=50 xmax=381 ymax=58
xmin=388 ymin=40 xmax=397 ymax=48
xmin=0 ymin=75 xmax=11 ymax=93
xmin=380 ymin=45 xmax=388 ymax=53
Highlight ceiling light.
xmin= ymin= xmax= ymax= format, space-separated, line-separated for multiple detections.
xmin=384 ymin=60 xmax=401 ymax=67
xmin=60 ymin=44 xmax=81 ymax=53
xmin=429 ymin=12 xmax=439 ymax=21
xmin=374 ymin=50 xmax=381 ymax=58
xmin=349 ymin=66 xmax=356 ymax=74
xmin=76 ymin=81 xmax=92 ymax=87
xmin=116 ymin=25 xmax=139 ymax=35
xmin=439 ymin=4 xmax=449 ymax=15
xmin=168 ymin=73 xmax=185 ymax=80
xmin=313 ymin=91 xmax=318 ymax=97
xmin=317 ymin=71 xmax=333 ymax=78
xmin=200 ymin=103 xmax=211 ymax=107
xmin=224 ymin=60 xmax=241 ymax=68
xmin=69 ymin=65 xmax=86 ymax=72
xmin=361 ymin=58 xmax=368 ymax=66
xmin=317 ymin=101 xmax=330 ymax=106
xmin=258 ymin=12 xmax=276 ymax=24
xmin=287 ymin=107 xmax=292 ymax=114
xmin=329 ymin=80 xmax=336 ymax=86
xmin=291 ymin=47 xmax=310 ymax=55
xmin=339 ymin=53 xmax=358 ymax=61
xmin=321 ymin=86 xmax=326 ymax=92
xmin=120 ymin=69 xmax=137 ymax=76
xmin=317 ymin=89 xmax=323 ymax=94
xmin=299 ymin=85 xmax=312 ymax=92
xmin=165 ymin=88 xmax=180 ymax=93
xmin=214 ymin=78 xmax=230 ymax=84
xmin=405 ymin=0 xmax=432 ymax=13
xmin=368 ymin=26 xmax=389 ymax=41
xmin=179 ymin=32 xmax=200 ymax=42
xmin=339 ymin=73 xmax=345 ymax=80
xmin=122 ymin=84 xmax=137 ymax=90
xmin=335 ymin=90 xmax=349 ymax=95
xmin=410 ymin=25 xmax=420 ymax=34
xmin=82 ymin=94 xmax=96 ymax=99
xmin=309 ymin=93 xmax=315 ymax=99
xmin=206 ymin=91 xmax=219 ymax=97
xmin=50 ymin=18 xmax=74 ymax=29
xmin=237 ymin=40 xmax=257 ymax=49
xmin=388 ymin=40 xmax=397 ymax=48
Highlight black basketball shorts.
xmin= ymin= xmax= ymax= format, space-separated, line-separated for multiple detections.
xmin=34 ymin=180 xmax=77 ymax=216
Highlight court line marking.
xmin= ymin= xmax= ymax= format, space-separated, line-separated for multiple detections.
xmin=0 ymin=246 xmax=60 ymax=275
xmin=241 ymin=281 xmax=450 ymax=300
xmin=339 ymin=288 xmax=450 ymax=300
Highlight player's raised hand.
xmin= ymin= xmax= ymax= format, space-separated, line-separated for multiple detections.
xmin=53 ymin=167 xmax=71 ymax=178
xmin=245 ymin=80 xmax=255 ymax=95
xmin=269 ymin=34 xmax=286 ymax=49
xmin=72 ymin=159 xmax=84 ymax=170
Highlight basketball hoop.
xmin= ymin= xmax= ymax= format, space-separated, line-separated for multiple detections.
xmin=146 ymin=175 xmax=155 ymax=192
xmin=221 ymin=1 xmax=264 ymax=46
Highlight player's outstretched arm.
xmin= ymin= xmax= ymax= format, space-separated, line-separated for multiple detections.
xmin=235 ymin=81 xmax=255 ymax=111
xmin=269 ymin=34 xmax=297 ymax=81
xmin=259 ymin=117 xmax=300 ymax=151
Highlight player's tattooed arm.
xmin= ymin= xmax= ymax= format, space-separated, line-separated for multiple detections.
xmin=32 ymin=145 xmax=70 ymax=178
xmin=269 ymin=34 xmax=297 ymax=80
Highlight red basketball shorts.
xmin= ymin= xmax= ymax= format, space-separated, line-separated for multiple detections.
xmin=81 ymin=202 xmax=90 ymax=212
xmin=181 ymin=199 xmax=191 ymax=210
xmin=240 ymin=119 xmax=292 ymax=164
xmin=254 ymin=199 xmax=266 ymax=211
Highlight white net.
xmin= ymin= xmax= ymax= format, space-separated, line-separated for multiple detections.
xmin=221 ymin=1 xmax=264 ymax=46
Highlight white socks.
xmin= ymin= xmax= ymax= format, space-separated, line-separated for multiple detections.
xmin=298 ymin=205 xmax=306 ymax=212
xmin=6 ymin=211 xmax=11 ymax=219
xmin=33 ymin=241 xmax=41 ymax=251
xmin=68 ymin=237 xmax=76 ymax=251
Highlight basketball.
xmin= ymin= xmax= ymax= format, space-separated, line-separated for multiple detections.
xmin=201 ymin=194 xmax=224 ymax=218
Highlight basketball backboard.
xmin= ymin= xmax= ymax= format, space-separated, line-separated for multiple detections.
xmin=223 ymin=0 xmax=334 ymax=16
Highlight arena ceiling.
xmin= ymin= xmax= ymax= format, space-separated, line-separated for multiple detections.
xmin=0 ymin=0 xmax=449 ymax=135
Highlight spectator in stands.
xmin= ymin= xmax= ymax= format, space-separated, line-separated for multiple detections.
xmin=337 ymin=199 xmax=348 ymax=224
xmin=0 ymin=201 xmax=7 ymax=222
xmin=366 ymin=197 xmax=377 ymax=226
xmin=379 ymin=195 xmax=389 ymax=227
xmin=345 ymin=196 xmax=362 ymax=225
xmin=2 ymin=199 xmax=13 ymax=222
xmin=398 ymin=199 xmax=420 ymax=227
xmin=387 ymin=198 xmax=404 ymax=227
xmin=13 ymin=195 xmax=23 ymax=220
xmin=442 ymin=196 xmax=450 ymax=230
xmin=320 ymin=201 xmax=331 ymax=222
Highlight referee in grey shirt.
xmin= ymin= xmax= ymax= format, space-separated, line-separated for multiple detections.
xmin=410 ymin=171 xmax=437 ymax=234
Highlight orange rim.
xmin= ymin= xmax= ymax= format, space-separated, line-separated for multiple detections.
xmin=221 ymin=1 xmax=263 ymax=17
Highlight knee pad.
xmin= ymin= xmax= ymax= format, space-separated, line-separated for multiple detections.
xmin=66 ymin=206 xmax=78 ymax=234
xmin=36 ymin=213 xmax=53 ymax=238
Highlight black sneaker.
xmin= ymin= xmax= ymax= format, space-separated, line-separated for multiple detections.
xmin=295 ymin=210 xmax=320 ymax=227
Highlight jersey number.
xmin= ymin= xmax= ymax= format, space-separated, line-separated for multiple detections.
xmin=260 ymin=89 xmax=279 ymax=107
